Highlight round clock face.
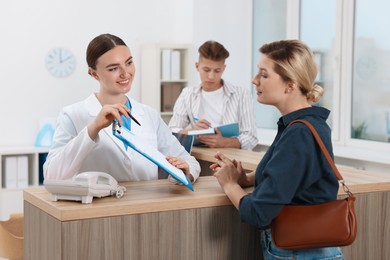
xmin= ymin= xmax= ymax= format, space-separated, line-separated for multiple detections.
xmin=45 ymin=47 xmax=76 ymax=78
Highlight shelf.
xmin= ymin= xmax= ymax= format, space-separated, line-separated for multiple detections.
xmin=140 ymin=43 xmax=195 ymax=122
xmin=0 ymin=146 xmax=49 ymax=219
xmin=0 ymin=146 xmax=49 ymax=154
xmin=160 ymin=112 xmax=173 ymax=116
xmin=160 ymin=79 xmax=189 ymax=83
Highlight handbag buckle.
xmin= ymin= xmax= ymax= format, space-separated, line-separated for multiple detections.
xmin=341 ymin=181 xmax=353 ymax=196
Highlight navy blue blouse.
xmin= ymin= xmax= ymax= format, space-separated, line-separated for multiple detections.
xmin=239 ymin=106 xmax=339 ymax=229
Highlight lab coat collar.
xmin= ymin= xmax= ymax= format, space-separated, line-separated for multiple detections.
xmin=85 ymin=93 xmax=102 ymax=116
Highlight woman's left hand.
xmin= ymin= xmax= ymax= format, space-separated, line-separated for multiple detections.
xmin=166 ymin=156 xmax=194 ymax=182
xmin=211 ymin=152 xmax=247 ymax=209
xmin=211 ymin=152 xmax=240 ymax=190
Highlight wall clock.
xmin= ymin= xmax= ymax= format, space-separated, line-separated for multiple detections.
xmin=45 ymin=47 xmax=76 ymax=78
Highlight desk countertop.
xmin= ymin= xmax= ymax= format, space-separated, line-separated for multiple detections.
xmin=191 ymin=146 xmax=390 ymax=193
xmin=24 ymin=147 xmax=390 ymax=222
xmin=25 ymin=173 xmax=390 ymax=223
xmin=191 ymin=146 xmax=265 ymax=171
xmin=24 ymin=176 xmax=239 ymax=222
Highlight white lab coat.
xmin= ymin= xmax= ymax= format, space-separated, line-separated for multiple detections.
xmin=44 ymin=94 xmax=200 ymax=182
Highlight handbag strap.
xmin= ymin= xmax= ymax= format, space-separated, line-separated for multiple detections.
xmin=288 ymin=119 xmax=353 ymax=196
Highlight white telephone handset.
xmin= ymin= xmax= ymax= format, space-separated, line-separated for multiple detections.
xmin=44 ymin=171 xmax=126 ymax=204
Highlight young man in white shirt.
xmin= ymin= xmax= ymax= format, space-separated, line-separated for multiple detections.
xmin=169 ymin=40 xmax=258 ymax=150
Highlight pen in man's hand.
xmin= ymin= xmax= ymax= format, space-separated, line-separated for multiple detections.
xmin=128 ymin=112 xmax=141 ymax=126
xmin=193 ymin=117 xmax=212 ymax=128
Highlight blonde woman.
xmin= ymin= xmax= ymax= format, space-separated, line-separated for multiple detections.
xmin=212 ymin=40 xmax=343 ymax=259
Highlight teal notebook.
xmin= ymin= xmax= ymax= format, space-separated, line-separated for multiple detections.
xmin=187 ymin=122 xmax=239 ymax=146
xmin=112 ymin=122 xmax=193 ymax=191
xmin=187 ymin=122 xmax=239 ymax=137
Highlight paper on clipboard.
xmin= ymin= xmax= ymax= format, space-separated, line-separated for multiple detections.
xmin=112 ymin=122 xmax=193 ymax=191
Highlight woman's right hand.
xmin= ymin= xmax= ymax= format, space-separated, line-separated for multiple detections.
xmin=231 ymin=159 xmax=254 ymax=187
xmin=87 ymin=103 xmax=130 ymax=140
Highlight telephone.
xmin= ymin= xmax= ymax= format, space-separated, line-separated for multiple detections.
xmin=44 ymin=171 xmax=127 ymax=204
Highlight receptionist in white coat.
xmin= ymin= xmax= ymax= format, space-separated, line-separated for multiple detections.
xmin=44 ymin=34 xmax=200 ymax=183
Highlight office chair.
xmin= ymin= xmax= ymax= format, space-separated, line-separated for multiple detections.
xmin=0 ymin=213 xmax=24 ymax=260
xmin=172 ymin=132 xmax=194 ymax=153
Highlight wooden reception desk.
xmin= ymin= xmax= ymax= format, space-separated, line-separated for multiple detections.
xmin=24 ymin=177 xmax=261 ymax=260
xmin=24 ymin=147 xmax=390 ymax=260
xmin=191 ymin=147 xmax=390 ymax=259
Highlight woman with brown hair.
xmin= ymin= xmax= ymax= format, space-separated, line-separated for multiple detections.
xmin=44 ymin=34 xmax=200 ymax=184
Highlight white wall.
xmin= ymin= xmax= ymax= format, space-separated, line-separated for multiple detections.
xmin=193 ymin=0 xmax=253 ymax=88
xmin=0 ymin=0 xmax=252 ymax=147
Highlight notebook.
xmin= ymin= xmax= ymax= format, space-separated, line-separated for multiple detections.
xmin=187 ymin=122 xmax=239 ymax=137
xmin=187 ymin=122 xmax=239 ymax=146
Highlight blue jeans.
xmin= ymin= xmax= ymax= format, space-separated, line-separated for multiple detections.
xmin=261 ymin=229 xmax=344 ymax=260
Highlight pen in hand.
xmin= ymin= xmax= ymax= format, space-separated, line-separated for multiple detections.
xmin=128 ymin=112 xmax=141 ymax=126
xmin=193 ymin=117 xmax=212 ymax=128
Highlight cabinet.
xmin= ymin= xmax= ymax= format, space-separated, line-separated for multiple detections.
xmin=0 ymin=146 xmax=48 ymax=219
xmin=140 ymin=44 xmax=195 ymax=123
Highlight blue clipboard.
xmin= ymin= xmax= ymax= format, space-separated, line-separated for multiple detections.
xmin=112 ymin=122 xmax=193 ymax=191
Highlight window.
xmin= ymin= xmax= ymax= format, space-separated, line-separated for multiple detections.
xmin=352 ymin=0 xmax=390 ymax=144
xmin=252 ymin=0 xmax=390 ymax=158
xmin=300 ymin=0 xmax=337 ymax=132
xmin=252 ymin=0 xmax=287 ymax=129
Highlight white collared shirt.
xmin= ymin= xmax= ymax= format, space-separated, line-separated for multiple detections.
xmin=169 ymin=80 xmax=258 ymax=150
xmin=198 ymin=87 xmax=224 ymax=126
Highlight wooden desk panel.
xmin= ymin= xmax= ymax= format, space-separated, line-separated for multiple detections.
xmin=24 ymin=180 xmax=262 ymax=260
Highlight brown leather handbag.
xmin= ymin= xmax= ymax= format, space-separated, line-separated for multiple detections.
xmin=270 ymin=120 xmax=357 ymax=250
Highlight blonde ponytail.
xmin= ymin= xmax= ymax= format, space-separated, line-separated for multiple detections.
xmin=307 ymin=84 xmax=324 ymax=103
